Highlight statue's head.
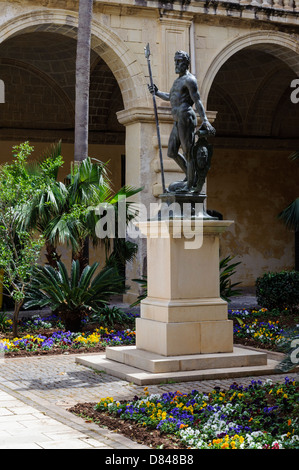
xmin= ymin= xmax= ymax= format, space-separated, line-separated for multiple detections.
xmin=174 ymin=51 xmax=190 ymax=74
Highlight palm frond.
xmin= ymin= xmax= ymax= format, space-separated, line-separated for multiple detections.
xmin=278 ymin=198 xmax=299 ymax=232
xmin=289 ymin=150 xmax=299 ymax=161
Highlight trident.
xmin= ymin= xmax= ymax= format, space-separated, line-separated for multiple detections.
xmin=144 ymin=43 xmax=166 ymax=194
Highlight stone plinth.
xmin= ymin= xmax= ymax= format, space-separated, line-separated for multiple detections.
xmin=76 ymin=218 xmax=273 ymax=384
xmin=136 ymin=219 xmax=234 ymax=356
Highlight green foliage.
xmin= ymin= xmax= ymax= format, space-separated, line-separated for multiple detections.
xmin=278 ymin=198 xmax=299 ymax=232
xmin=18 ymin=151 xmax=142 ymax=271
xmin=0 ymin=311 xmax=10 ymax=332
xmin=256 ymin=271 xmax=299 ymax=312
xmin=130 ymin=276 xmax=148 ymax=307
xmin=0 ymin=142 xmax=46 ymax=335
xmin=90 ymin=305 xmax=129 ymax=327
xmin=24 ymin=260 xmax=127 ymax=331
xmin=219 ymin=255 xmax=242 ymax=302
xmin=278 ymin=150 xmax=299 ymax=232
xmin=0 ymin=141 xmax=141 ymax=333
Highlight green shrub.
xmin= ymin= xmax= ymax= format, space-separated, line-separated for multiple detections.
xmin=256 ymin=271 xmax=299 ymax=312
xmin=24 ymin=260 xmax=127 ymax=331
xmin=90 ymin=306 xmax=128 ymax=327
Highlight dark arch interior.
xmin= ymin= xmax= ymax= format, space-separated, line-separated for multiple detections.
xmin=0 ymin=31 xmax=125 ymax=145
xmin=207 ymin=47 xmax=299 ymax=140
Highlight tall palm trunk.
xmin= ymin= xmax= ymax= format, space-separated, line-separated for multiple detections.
xmin=74 ymin=0 xmax=93 ymax=162
xmin=74 ymin=0 xmax=93 ymax=267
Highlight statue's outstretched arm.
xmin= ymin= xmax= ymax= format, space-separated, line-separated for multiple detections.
xmin=148 ymin=84 xmax=170 ymax=101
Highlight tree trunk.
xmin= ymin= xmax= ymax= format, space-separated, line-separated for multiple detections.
xmin=45 ymin=241 xmax=61 ymax=269
xmin=13 ymin=300 xmax=23 ymax=337
xmin=72 ymin=240 xmax=89 ymax=275
xmin=74 ymin=0 xmax=93 ymax=162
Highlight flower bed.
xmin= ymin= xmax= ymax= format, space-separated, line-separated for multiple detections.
xmin=228 ymin=308 xmax=299 ymax=351
xmin=0 ymin=307 xmax=298 ymax=356
xmin=0 ymin=314 xmax=136 ymax=356
xmin=84 ymin=377 xmax=299 ymax=449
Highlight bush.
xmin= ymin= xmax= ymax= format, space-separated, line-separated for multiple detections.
xmin=90 ymin=306 xmax=129 ymax=327
xmin=24 ymin=260 xmax=127 ymax=332
xmin=256 ymin=271 xmax=299 ymax=312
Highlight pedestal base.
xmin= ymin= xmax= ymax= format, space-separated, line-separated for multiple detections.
xmin=76 ymin=346 xmax=280 ymax=386
xmin=136 ymin=317 xmax=233 ymax=356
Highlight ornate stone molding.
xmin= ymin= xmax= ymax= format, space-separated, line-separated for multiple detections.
xmin=117 ymin=106 xmax=217 ymax=126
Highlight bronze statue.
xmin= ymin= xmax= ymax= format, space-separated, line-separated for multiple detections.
xmin=148 ymin=50 xmax=215 ymax=194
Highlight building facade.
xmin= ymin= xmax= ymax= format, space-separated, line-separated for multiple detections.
xmin=0 ymin=0 xmax=298 ymax=300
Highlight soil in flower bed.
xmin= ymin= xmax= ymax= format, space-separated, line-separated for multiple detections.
xmin=68 ymin=402 xmax=187 ymax=449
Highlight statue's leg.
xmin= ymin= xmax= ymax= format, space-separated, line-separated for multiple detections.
xmin=178 ymin=113 xmax=196 ymax=189
xmin=167 ymin=123 xmax=187 ymax=175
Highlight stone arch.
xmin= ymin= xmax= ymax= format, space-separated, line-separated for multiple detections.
xmin=0 ymin=9 xmax=149 ymax=110
xmin=201 ymin=31 xmax=299 ymax=106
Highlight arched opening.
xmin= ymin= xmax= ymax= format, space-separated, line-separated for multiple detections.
xmin=0 ymin=15 xmax=145 ymax=275
xmin=0 ymin=30 xmax=125 ymax=189
xmin=206 ymin=44 xmax=299 ymax=289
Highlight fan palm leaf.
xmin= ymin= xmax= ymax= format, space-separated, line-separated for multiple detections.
xmin=289 ymin=150 xmax=299 ymax=161
xmin=278 ymin=151 xmax=299 ymax=232
xmin=278 ymin=198 xmax=299 ymax=232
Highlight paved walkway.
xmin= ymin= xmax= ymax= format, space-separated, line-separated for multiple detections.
xmin=0 ymin=294 xmax=297 ymax=449
xmin=0 ymin=351 xmax=298 ymax=449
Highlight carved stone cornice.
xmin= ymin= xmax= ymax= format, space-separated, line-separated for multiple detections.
xmin=117 ymin=106 xmax=217 ymax=126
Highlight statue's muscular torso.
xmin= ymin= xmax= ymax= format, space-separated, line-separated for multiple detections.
xmin=169 ymin=73 xmax=197 ymax=122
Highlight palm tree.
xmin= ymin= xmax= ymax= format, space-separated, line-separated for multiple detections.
xmin=15 ymin=141 xmax=67 ymax=268
xmin=74 ymin=0 xmax=93 ymax=162
xmin=278 ymin=151 xmax=299 ymax=270
xmin=19 ymin=154 xmax=142 ymax=274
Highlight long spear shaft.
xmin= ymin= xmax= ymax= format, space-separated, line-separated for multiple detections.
xmin=144 ymin=43 xmax=166 ymax=194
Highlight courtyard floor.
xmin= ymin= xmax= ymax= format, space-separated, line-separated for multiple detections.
xmin=0 ymin=294 xmax=297 ymax=450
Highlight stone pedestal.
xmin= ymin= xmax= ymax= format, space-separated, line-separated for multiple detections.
xmin=135 ymin=219 xmax=234 ymax=356
xmin=76 ymin=218 xmax=276 ymax=385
